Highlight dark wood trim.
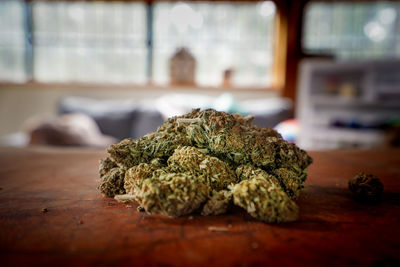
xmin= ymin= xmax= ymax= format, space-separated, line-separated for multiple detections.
xmin=271 ymin=0 xmax=287 ymax=91
xmin=280 ymin=0 xmax=308 ymax=106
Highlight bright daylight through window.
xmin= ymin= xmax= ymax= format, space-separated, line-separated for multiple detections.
xmin=33 ymin=1 xmax=148 ymax=84
xmin=303 ymin=2 xmax=400 ymax=59
xmin=0 ymin=1 xmax=27 ymax=83
xmin=153 ymin=1 xmax=276 ymax=87
xmin=0 ymin=1 xmax=276 ymax=88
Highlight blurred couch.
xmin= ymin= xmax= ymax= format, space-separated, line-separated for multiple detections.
xmin=59 ymin=94 xmax=293 ymax=141
xmin=59 ymin=97 xmax=164 ymax=140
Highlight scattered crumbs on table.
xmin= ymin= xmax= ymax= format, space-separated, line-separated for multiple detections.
xmin=41 ymin=208 xmax=48 ymax=213
xmin=251 ymin=242 xmax=259 ymax=250
xmin=208 ymin=226 xmax=229 ymax=232
xmin=126 ymin=205 xmax=133 ymax=208
xmin=137 ymin=206 xmax=145 ymax=212
xmin=107 ymin=202 xmax=115 ymax=206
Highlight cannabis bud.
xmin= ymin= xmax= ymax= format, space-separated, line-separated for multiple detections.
xmin=98 ymin=109 xmax=313 ymax=223
xmin=201 ymin=190 xmax=232 ymax=216
xmin=232 ymin=177 xmax=299 ymax=223
xmin=348 ymin=173 xmax=384 ymax=203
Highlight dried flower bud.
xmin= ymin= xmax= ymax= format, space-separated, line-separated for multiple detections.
xmin=275 ymin=141 xmax=313 ymax=170
xmin=99 ymin=157 xmax=117 ymax=177
xmin=235 ymin=164 xmax=280 ymax=185
xmin=168 ymin=146 xmax=236 ymax=190
xmin=98 ymin=167 xmax=125 ymax=197
xmin=232 ymin=177 xmax=299 ymax=223
xmin=124 ymin=162 xmax=160 ymax=196
xmin=201 ymin=190 xmax=233 ymax=216
xmin=349 ymin=173 xmax=384 ymax=203
xmin=273 ymin=167 xmax=308 ymax=200
xmin=99 ymin=109 xmax=312 ymax=223
xmin=108 ymin=132 xmax=190 ymax=168
xmin=137 ymin=172 xmax=211 ymax=217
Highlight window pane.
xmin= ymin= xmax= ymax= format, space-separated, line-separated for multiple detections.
xmin=0 ymin=0 xmax=28 ymax=83
xmin=32 ymin=1 xmax=147 ymax=84
xmin=153 ymin=1 xmax=276 ymax=87
xmin=303 ymin=2 xmax=400 ymax=59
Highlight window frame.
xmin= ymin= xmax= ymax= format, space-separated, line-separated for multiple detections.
xmin=0 ymin=0 xmax=292 ymax=93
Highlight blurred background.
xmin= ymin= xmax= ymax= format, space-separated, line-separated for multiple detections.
xmin=0 ymin=0 xmax=399 ymax=150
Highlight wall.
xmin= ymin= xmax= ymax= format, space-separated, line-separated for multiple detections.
xmin=0 ymin=84 xmax=278 ymax=136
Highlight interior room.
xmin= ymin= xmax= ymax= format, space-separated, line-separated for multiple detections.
xmin=1 ymin=0 xmax=398 ymax=149
xmin=0 ymin=0 xmax=399 ymax=266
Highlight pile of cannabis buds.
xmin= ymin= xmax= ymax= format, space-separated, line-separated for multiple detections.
xmin=99 ymin=109 xmax=312 ymax=223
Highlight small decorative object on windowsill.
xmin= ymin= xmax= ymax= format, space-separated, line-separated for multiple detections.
xmin=169 ymin=47 xmax=196 ymax=86
xmin=221 ymin=68 xmax=234 ymax=88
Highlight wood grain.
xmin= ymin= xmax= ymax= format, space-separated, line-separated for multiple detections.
xmin=0 ymin=147 xmax=399 ymax=266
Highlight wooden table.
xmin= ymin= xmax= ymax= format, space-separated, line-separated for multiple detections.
xmin=0 ymin=147 xmax=399 ymax=266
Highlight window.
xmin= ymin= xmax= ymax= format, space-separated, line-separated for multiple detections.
xmin=33 ymin=1 xmax=147 ymax=84
xmin=0 ymin=0 xmax=28 ymax=83
xmin=153 ymin=2 xmax=276 ymax=87
xmin=0 ymin=0 xmax=277 ymax=88
xmin=303 ymin=2 xmax=400 ymax=59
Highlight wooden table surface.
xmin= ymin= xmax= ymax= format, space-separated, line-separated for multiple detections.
xmin=0 ymin=147 xmax=399 ymax=266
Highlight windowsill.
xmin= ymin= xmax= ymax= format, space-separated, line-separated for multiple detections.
xmin=0 ymin=81 xmax=281 ymax=93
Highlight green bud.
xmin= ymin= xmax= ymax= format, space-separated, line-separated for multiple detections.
xmin=99 ymin=109 xmax=313 ymax=223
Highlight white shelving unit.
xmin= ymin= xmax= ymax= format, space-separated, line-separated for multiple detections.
xmin=296 ymin=59 xmax=400 ymax=150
